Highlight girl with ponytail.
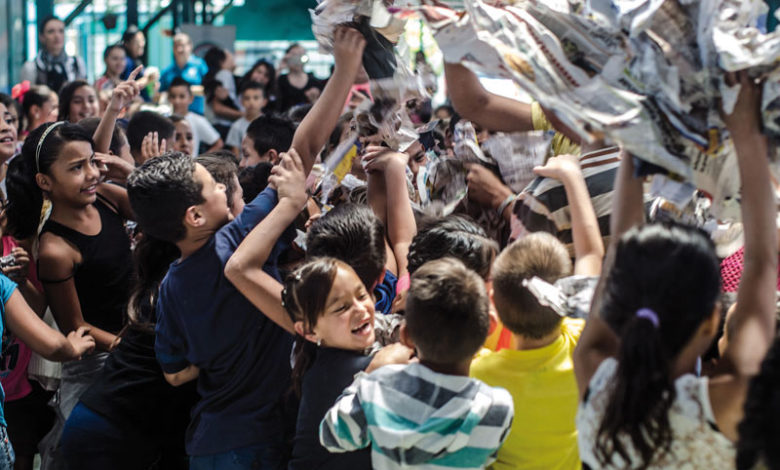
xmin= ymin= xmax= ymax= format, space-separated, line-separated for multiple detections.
xmin=574 ymin=72 xmax=778 ymax=469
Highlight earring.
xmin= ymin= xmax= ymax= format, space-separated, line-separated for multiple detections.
xmin=317 ymin=338 xmax=322 ymax=347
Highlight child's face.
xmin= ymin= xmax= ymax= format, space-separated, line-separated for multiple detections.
xmin=0 ymin=104 xmax=18 ymax=161
xmin=250 ymin=65 xmax=271 ymax=87
xmin=106 ymin=47 xmax=127 ymax=77
xmin=47 ymin=93 xmax=59 ymax=121
xmin=240 ymin=89 xmax=266 ymax=117
xmin=192 ymin=163 xmax=233 ymax=228
xmin=239 ymin=135 xmax=263 ymax=168
xmin=311 ymin=266 xmax=376 ymax=351
xmin=173 ymin=120 xmax=194 ymax=156
xmin=168 ymin=86 xmax=193 ymax=114
xmin=69 ymin=86 xmax=98 ymax=123
xmin=42 ymin=140 xmax=100 ymax=207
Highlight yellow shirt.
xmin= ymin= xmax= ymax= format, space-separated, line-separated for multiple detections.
xmin=471 ymin=318 xmax=585 ymax=470
xmin=531 ymin=102 xmax=581 ymax=157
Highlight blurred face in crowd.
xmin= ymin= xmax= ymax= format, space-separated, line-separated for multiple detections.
xmin=173 ymin=120 xmax=194 ymax=156
xmin=0 ymin=104 xmax=18 ymax=162
xmin=168 ymin=85 xmax=193 ymax=115
xmin=222 ymin=50 xmax=236 ymax=71
xmin=41 ymin=19 xmax=65 ymax=56
xmin=106 ymin=47 xmax=127 ymax=77
xmin=286 ymin=45 xmax=306 ymax=73
xmin=69 ymin=85 xmax=98 ymax=123
xmin=406 ymin=141 xmax=428 ymax=185
xmin=173 ymin=34 xmax=193 ymax=67
xmin=228 ymin=175 xmax=245 ymax=217
xmin=47 ymin=92 xmax=59 ymax=122
xmin=250 ymin=64 xmax=271 ymax=87
xmin=240 ymin=135 xmax=263 ymax=168
xmin=127 ymin=31 xmax=146 ymax=59
xmin=240 ymin=88 xmax=267 ymax=119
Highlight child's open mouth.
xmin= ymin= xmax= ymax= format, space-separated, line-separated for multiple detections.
xmin=351 ymin=320 xmax=372 ymax=336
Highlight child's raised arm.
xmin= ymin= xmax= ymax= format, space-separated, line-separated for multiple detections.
xmin=224 ymin=150 xmax=308 ymax=334
xmin=444 ymin=63 xmax=534 ymax=133
xmin=364 ymin=146 xmax=417 ymax=277
xmin=573 ymin=150 xmax=643 ymax=399
xmin=93 ymin=66 xmax=142 ymax=154
xmin=533 ymin=153 xmax=605 ymax=276
xmin=290 ymin=27 xmax=366 ymax=175
xmin=718 ymin=73 xmax=778 ymax=379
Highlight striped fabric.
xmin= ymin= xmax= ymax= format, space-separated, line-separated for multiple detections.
xmin=511 ymin=147 xmax=621 ymax=247
xmin=320 ymin=363 xmax=514 ymax=469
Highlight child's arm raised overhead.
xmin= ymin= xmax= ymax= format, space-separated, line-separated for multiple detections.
xmin=364 ymin=146 xmax=417 ymax=277
xmin=224 ymin=150 xmax=308 ymax=334
xmin=444 ymin=63 xmax=534 ymax=133
xmin=93 ymin=67 xmax=142 ymax=154
xmin=533 ymin=153 xmax=605 ymax=276
xmin=709 ymin=72 xmax=778 ymax=439
xmin=573 ymin=150 xmax=643 ymax=399
xmin=290 ymin=27 xmax=366 ymax=176
xmin=5 ymin=289 xmax=95 ymax=362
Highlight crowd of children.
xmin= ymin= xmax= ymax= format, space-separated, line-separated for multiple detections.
xmin=0 ymin=8 xmax=775 ymax=470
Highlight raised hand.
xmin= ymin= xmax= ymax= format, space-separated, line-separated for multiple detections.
xmin=95 ymin=152 xmax=134 ymax=183
xmin=532 ymin=153 xmax=581 ymax=181
xmin=141 ymin=131 xmax=168 ymax=162
xmin=269 ymin=149 xmax=307 ymax=208
xmin=362 ymin=145 xmax=408 ymax=174
xmin=108 ymin=66 xmax=142 ymax=114
xmin=332 ymin=26 xmax=367 ymax=79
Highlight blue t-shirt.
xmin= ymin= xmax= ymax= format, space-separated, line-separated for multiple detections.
xmin=373 ymin=269 xmax=397 ymax=315
xmin=0 ymin=275 xmax=17 ymax=427
xmin=155 ymin=187 xmax=294 ymax=456
xmin=160 ymin=56 xmax=208 ymax=115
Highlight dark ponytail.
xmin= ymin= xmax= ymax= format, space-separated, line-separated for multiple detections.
xmin=595 ymin=222 xmax=720 ymax=468
xmin=6 ymin=122 xmax=92 ymax=240
xmin=282 ymin=257 xmax=343 ymax=397
xmin=126 ymin=233 xmax=180 ymax=332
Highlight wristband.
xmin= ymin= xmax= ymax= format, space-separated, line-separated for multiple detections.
xmin=396 ymin=272 xmax=410 ymax=295
xmin=496 ymin=193 xmax=517 ymax=217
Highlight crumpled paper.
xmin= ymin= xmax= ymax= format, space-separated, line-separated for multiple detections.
xmin=414 ymin=0 xmax=780 ymax=219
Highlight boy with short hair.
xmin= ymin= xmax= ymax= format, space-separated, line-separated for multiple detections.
xmin=126 ymin=110 xmax=175 ymax=165
xmin=239 ymin=115 xmax=295 ymax=168
xmin=320 ymin=257 xmax=514 ymax=470
xmin=227 ymin=81 xmax=267 ymax=154
xmin=469 ymin=152 xmax=604 ymax=470
xmin=168 ymin=77 xmax=224 ymax=157
xmin=126 ymin=27 xmax=367 ymax=469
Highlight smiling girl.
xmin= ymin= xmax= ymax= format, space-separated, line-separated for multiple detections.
xmin=58 ymin=81 xmax=98 ymax=123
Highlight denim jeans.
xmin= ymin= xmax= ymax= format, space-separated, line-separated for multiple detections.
xmin=189 ymin=441 xmax=287 ymax=470
xmin=0 ymin=425 xmax=16 ymax=470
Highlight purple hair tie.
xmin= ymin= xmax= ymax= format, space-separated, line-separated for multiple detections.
xmin=636 ymin=308 xmax=660 ymax=328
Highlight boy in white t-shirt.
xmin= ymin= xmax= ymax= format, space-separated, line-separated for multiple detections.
xmin=227 ymin=81 xmax=267 ymax=155
xmin=168 ymin=76 xmax=223 ymax=157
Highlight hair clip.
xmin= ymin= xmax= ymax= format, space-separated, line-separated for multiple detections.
xmin=636 ymin=308 xmax=660 ymax=329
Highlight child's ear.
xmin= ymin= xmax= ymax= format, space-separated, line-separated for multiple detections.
xmin=183 ymin=205 xmax=205 ymax=229
xmin=293 ymin=321 xmax=306 ymax=338
xmin=294 ymin=320 xmax=320 ymax=344
xmin=35 ymin=173 xmax=52 ymax=193
xmin=265 ymin=149 xmax=279 ymax=165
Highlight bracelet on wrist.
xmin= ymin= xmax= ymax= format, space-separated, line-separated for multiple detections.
xmin=496 ymin=193 xmax=517 ymax=217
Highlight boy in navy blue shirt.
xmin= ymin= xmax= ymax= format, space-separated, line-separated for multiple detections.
xmin=127 ymin=27 xmax=367 ymax=469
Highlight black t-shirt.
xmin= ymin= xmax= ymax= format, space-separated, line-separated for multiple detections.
xmin=79 ymin=326 xmax=199 ymax=438
xmin=277 ymin=73 xmax=322 ymax=112
xmin=288 ymin=347 xmax=373 ymax=470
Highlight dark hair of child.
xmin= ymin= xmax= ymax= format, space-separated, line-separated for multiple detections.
xmin=168 ymin=76 xmax=192 ymax=95
xmin=203 ymin=47 xmax=228 ymax=86
xmin=245 ymin=115 xmax=295 ymax=157
xmin=195 ymin=153 xmax=239 ymax=212
xmin=14 ymin=85 xmax=50 ymax=133
xmin=238 ymin=162 xmax=272 ymax=203
xmin=78 ymin=116 xmax=127 ymax=158
xmin=5 ymin=122 xmax=93 ymax=239
xmin=58 ymin=80 xmax=91 ymax=123
xmin=491 ymin=232 xmax=572 ymax=339
xmin=595 ymin=222 xmax=721 ymax=467
xmin=282 ymin=257 xmax=350 ymax=396
xmin=238 ymin=80 xmax=265 ymax=97
xmin=126 ymin=111 xmax=175 ymax=156
xmin=737 ymin=336 xmax=780 ymax=470
xmin=306 ymin=203 xmax=386 ymax=289
xmin=406 ymin=257 xmax=490 ymax=364
xmin=126 ymin=152 xmax=203 ymax=243
xmin=407 ymin=215 xmax=498 ymax=281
